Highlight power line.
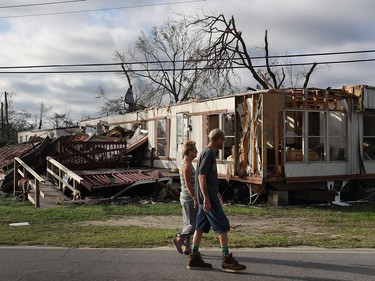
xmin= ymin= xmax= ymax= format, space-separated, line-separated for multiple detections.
xmin=0 ymin=49 xmax=374 ymax=70
xmin=0 ymin=0 xmax=85 ymax=9
xmin=0 ymin=63 xmax=119 ymax=69
xmin=0 ymin=0 xmax=206 ymax=19
xmin=0 ymin=58 xmax=374 ymax=74
xmin=265 ymin=49 xmax=375 ymax=59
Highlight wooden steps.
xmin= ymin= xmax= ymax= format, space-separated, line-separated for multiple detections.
xmin=28 ymin=180 xmax=70 ymax=208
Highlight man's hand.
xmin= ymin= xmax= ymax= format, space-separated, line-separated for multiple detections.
xmin=218 ymin=193 xmax=223 ymax=205
xmin=203 ymin=198 xmax=212 ymax=212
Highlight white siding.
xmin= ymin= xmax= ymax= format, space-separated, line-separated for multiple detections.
xmin=284 ymin=162 xmax=351 ymax=178
xmin=363 ymin=86 xmax=375 ymax=109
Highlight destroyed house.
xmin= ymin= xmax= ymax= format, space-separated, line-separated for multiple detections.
xmin=80 ymin=85 xmax=375 ymax=204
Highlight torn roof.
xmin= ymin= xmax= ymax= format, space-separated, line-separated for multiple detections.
xmin=0 ymin=142 xmax=40 ymax=169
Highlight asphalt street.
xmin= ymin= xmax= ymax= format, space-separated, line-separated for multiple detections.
xmin=0 ymin=246 xmax=374 ymax=281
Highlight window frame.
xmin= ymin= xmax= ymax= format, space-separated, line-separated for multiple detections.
xmin=206 ymin=111 xmax=235 ymax=161
xmin=155 ymin=118 xmax=170 ymax=158
xmin=363 ymin=111 xmax=375 ymax=161
xmin=284 ymin=108 xmax=347 ymax=162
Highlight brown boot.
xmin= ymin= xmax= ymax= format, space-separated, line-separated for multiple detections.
xmin=222 ymin=253 xmax=246 ymax=273
xmin=187 ymin=253 xmax=212 ymax=270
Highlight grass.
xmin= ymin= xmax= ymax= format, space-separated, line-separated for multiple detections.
xmin=0 ymin=196 xmax=375 ymax=249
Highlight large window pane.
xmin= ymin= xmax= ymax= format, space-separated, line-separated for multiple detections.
xmin=157 ymin=119 xmax=166 ymax=156
xmin=308 ymin=112 xmax=326 ymax=161
xmin=285 ymin=111 xmax=304 ymax=162
xmin=363 ymin=113 xmax=375 ymax=160
xmin=329 ymin=112 xmax=347 ymax=161
xmin=223 ymin=113 xmax=235 ymax=159
xmin=207 ymin=115 xmax=220 ymax=158
xmin=284 ymin=110 xmax=347 ymax=163
xmin=176 ymin=114 xmax=183 ymax=149
xmin=206 ymin=113 xmax=236 ymax=160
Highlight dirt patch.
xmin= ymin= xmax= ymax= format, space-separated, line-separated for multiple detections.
xmin=80 ymin=214 xmax=325 ymax=235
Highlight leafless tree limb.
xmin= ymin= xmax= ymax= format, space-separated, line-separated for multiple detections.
xmin=192 ymin=14 xmax=269 ymax=89
xmin=192 ymin=13 xmax=317 ymax=90
xmin=114 ymin=15 xmax=236 ymax=106
xmin=303 ymin=62 xmax=318 ymax=88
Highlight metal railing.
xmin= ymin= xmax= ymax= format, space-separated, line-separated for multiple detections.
xmin=13 ymin=157 xmax=45 ymax=208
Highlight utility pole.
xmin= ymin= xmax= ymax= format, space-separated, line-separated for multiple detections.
xmin=1 ymin=101 xmax=4 ymax=137
xmin=4 ymin=91 xmax=10 ymax=139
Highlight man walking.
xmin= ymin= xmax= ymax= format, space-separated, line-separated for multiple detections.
xmin=187 ymin=128 xmax=246 ymax=273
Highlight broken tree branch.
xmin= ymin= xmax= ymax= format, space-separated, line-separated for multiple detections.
xmin=303 ymin=62 xmax=318 ymax=88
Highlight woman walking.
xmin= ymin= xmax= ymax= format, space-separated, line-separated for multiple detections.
xmin=172 ymin=140 xmax=198 ymax=255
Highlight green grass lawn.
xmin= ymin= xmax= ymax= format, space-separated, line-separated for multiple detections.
xmin=1 ymin=197 xmax=374 ymax=249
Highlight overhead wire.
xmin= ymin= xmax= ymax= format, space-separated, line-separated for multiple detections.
xmin=0 ymin=0 xmax=206 ymax=19
xmin=0 ymin=0 xmax=86 ymax=9
xmin=0 ymin=50 xmax=374 ymax=74
xmin=1 ymin=49 xmax=375 ymax=70
xmin=0 ymin=58 xmax=374 ymax=74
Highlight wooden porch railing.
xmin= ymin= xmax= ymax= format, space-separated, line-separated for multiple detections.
xmin=13 ymin=157 xmax=45 ymax=208
xmin=46 ymin=156 xmax=83 ymax=199
xmin=58 ymin=140 xmax=127 ymax=170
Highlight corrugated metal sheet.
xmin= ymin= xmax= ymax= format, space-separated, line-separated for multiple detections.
xmin=0 ymin=142 xmax=39 ymax=169
xmin=78 ymin=169 xmax=163 ymax=190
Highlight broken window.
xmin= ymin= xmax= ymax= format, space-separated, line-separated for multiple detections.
xmin=156 ymin=119 xmax=167 ymax=157
xmin=308 ymin=112 xmax=326 ymax=161
xmin=285 ymin=110 xmax=304 ymax=162
xmin=363 ymin=112 xmax=375 ymax=160
xmin=176 ymin=113 xmax=190 ymax=150
xmin=206 ymin=113 xmax=235 ymax=161
xmin=223 ymin=113 xmax=235 ymax=159
xmin=328 ymin=112 xmax=347 ymax=161
xmin=207 ymin=114 xmax=220 ymax=137
xmin=207 ymin=114 xmax=220 ymax=158
xmin=285 ymin=109 xmax=347 ymax=162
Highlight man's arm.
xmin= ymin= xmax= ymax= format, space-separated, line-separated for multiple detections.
xmin=198 ymin=174 xmax=211 ymax=212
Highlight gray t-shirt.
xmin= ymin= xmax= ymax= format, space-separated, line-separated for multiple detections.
xmin=195 ymin=146 xmax=219 ymax=204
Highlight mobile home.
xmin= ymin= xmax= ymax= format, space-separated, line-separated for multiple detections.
xmin=80 ymin=85 xmax=375 ymax=204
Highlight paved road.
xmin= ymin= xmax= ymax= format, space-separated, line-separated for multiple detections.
xmin=0 ymin=246 xmax=374 ymax=281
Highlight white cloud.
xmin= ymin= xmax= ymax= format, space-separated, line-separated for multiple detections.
xmin=0 ymin=0 xmax=374 ymax=125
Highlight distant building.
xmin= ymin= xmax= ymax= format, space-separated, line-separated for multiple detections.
xmin=17 ymin=126 xmax=80 ymax=143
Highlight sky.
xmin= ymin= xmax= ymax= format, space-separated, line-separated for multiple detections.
xmin=0 ymin=0 xmax=374 ymax=126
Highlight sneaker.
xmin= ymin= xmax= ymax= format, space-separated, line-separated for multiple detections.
xmin=172 ymin=235 xmax=183 ymax=254
xmin=222 ymin=253 xmax=246 ymax=273
xmin=187 ymin=253 xmax=212 ymax=270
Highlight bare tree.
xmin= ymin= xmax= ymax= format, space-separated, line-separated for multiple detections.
xmin=192 ymin=14 xmax=317 ymax=89
xmin=129 ymin=77 xmax=160 ymax=107
xmin=0 ymin=92 xmax=32 ymax=144
xmin=96 ymin=86 xmax=125 ymax=116
xmin=115 ymin=15 xmax=237 ymax=106
xmin=96 ymin=77 xmax=159 ymax=116
xmin=50 ymin=112 xmax=74 ymax=129
xmin=36 ymin=102 xmax=52 ymax=129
